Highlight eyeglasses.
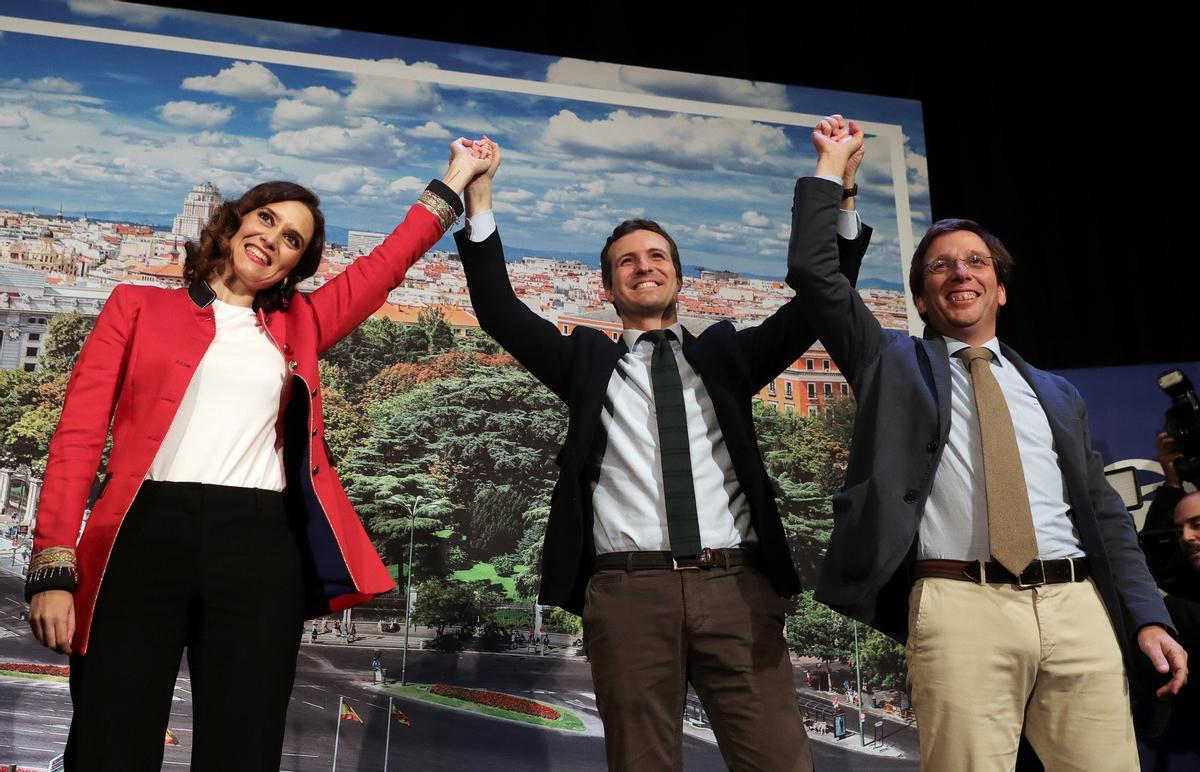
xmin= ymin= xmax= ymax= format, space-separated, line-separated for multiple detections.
xmin=923 ymin=254 xmax=994 ymax=274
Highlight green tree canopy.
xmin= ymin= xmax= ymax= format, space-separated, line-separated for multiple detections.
xmin=40 ymin=313 xmax=93 ymax=375
xmin=413 ymin=577 xmax=505 ymax=637
xmin=322 ymin=318 xmax=432 ymax=400
xmin=468 ymin=484 xmax=528 ymax=556
xmin=785 ymin=590 xmax=855 ymax=672
xmin=753 ymin=399 xmax=856 ymax=585
xmin=857 ymin=629 xmax=907 ymax=691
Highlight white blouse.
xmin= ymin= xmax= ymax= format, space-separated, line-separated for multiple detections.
xmin=147 ymin=299 xmax=288 ymax=491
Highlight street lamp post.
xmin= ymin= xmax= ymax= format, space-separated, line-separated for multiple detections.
xmin=854 ymin=621 xmax=865 ymax=746
xmin=392 ymin=495 xmax=447 ymax=687
xmin=398 ymin=496 xmax=421 ymax=687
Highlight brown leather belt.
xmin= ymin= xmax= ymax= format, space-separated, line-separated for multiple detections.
xmin=593 ymin=547 xmax=756 ymax=572
xmin=914 ymin=558 xmax=1090 ymax=588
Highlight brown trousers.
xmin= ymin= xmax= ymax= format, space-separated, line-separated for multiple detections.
xmin=582 ymin=563 xmax=812 ymax=772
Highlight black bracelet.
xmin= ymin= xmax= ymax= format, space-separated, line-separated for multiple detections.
xmin=841 ymin=184 xmax=859 ymax=200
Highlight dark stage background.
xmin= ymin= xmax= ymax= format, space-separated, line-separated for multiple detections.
xmin=151 ymin=1 xmax=1198 ymax=371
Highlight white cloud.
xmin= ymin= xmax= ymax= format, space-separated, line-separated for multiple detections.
xmin=295 ymin=86 xmax=342 ymax=106
xmin=192 ymin=131 xmax=241 ymax=147
xmin=181 ymin=61 xmax=287 ymax=100
xmin=544 ymin=179 xmax=607 ymax=203
xmin=268 ymin=117 xmax=406 ymax=164
xmin=696 ymin=223 xmax=739 ymax=243
xmin=545 ymin=58 xmax=789 ymax=110
xmin=906 ymin=149 xmax=927 ymax=181
xmin=270 ymin=89 xmax=344 ymax=130
xmin=0 ymin=111 xmax=30 ymax=130
xmin=493 ymin=187 xmax=537 ymax=215
xmin=405 ymin=121 xmax=452 ymax=139
xmin=312 ymin=166 xmax=383 ymax=194
xmin=66 ymin=0 xmax=173 ymax=26
xmin=206 ymin=149 xmax=260 ymax=172
xmin=496 ymin=188 xmax=535 ymax=203
xmin=100 ymin=127 xmax=172 ymax=148
xmin=266 ymin=98 xmax=333 ymax=131
xmin=344 ymin=60 xmax=439 ymax=114
xmin=29 ymin=152 xmax=144 ymax=185
xmin=2 ymin=76 xmax=83 ymax=94
xmin=741 ymin=211 xmax=769 ymax=228
xmin=214 ymin=18 xmax=339 ymax=46
xmin=158 ymin=101 xmax=233 ymax=128
xmin=385 ymin=176 xmax=425 ymax=195
xmin=66 ymin=0 xmax=339 ymax=44
xmin=562 ymin=218 xmax=613 ymax=236
xmin=542 ymin=110 xmax=792 ymax=174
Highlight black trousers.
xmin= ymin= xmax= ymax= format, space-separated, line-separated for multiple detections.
xmin=66 ymin=481 xmax=307 ymax=771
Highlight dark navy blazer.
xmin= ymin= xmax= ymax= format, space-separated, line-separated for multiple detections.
xmin=454 ymin=212 xmax=870 ymax=614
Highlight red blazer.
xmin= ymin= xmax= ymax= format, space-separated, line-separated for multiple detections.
xmin=28 ymin=183 xmax=461 ymax=654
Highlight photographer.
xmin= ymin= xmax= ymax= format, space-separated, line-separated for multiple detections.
xmin=1138 ymin=434 xmax=1200 ymax=768
xmin=1144 ymin=433 xmax=1190 ymax=535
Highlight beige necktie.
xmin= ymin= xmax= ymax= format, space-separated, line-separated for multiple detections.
xmin=956 ymin=347 xmax=1039 ymax=576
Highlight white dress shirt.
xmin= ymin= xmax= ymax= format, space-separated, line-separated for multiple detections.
xmin=918 ymin=336 xmax=1086 ymax=561
xmin=588 ymin=324 xmax=754 ymax=552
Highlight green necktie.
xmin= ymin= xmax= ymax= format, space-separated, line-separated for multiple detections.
xmin=640 ymin=329 xmax=702 ymax=557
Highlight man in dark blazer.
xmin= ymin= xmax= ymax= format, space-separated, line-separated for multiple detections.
xmin=453 ymin=141 xmax=869 ymax=771
xmin=787 ymin=116 xmax=1187 ymax=770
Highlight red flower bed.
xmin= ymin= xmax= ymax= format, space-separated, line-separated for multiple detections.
xmin=0 ymin=662 xmax=70 ymax=677
xmin=430 ymin=684 xmax=560 ymax=720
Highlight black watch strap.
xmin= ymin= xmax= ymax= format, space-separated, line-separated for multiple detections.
xmin=841 ymin=184 xmax=859 ymax=200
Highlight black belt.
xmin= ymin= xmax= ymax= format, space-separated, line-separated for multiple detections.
xmin=915 ymin=558 xmax=1090 ymax=588
xmin=593 ymin=547 xmax=756 ymax=572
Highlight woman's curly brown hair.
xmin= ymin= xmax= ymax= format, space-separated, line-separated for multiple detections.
xmin=183 ymin=181 xmax=326 ymax=313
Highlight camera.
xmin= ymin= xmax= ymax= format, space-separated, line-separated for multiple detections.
xmin=1159 ymin=368 xmax=1200 ymax=487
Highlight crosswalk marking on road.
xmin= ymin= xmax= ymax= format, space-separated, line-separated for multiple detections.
xmin=0 ymin=742 xmax=65 ymax=752
xmin=0 ymin=677 xmax=70 ymax=691
xmin=0 ymin=709 xmax=68 ymax=720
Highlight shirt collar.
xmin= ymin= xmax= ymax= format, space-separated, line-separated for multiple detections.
xmin=943 ymin=335 xmax=1006 ymax=367
xmin=622 ymin=322 xmax=684 ymax=351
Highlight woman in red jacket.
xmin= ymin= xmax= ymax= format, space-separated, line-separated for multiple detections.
xmin=25 ymin=138 xmax=491 ymax=770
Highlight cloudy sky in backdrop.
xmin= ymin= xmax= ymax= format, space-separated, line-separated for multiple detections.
xmin=0 ymin=0 xmax=928 ymax=283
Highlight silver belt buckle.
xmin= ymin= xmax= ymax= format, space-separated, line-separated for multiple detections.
xmin=672 ymin=547 xmax=713 ymax=571
xmin=1015 ymin=559 xmax=1046 ymax=589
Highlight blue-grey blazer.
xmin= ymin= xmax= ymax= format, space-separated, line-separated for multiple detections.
xmin=785 ymin=177 xmax=1171 ymax=670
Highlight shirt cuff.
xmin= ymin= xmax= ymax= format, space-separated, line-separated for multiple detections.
xmin=838 ymin=209 xmax=862 ymax=240
xmin=467 ymin=210 xmax=497 ymax=242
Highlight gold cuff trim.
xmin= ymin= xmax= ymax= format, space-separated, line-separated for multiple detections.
xmin=418 ymin=189 xmax=458 ymax=233
xmin=29 ymin=546 xmax=77 ymax=573
xmin=24 ymin=547 xmax=78 ymax=599
xmin=27 ymin=546 xmax=78 ymax=584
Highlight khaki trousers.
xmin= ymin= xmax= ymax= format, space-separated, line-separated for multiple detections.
xmin=582 ymin=563 xmax=812 ymax=772
xmin=906 ymin=576 xmax=1138 ymax=772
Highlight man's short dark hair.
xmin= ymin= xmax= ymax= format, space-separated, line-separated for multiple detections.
xmin=908 ymin=218 xmax=1015 ymax=323
xmin=600 ymin=219 xmax=683 ymax=290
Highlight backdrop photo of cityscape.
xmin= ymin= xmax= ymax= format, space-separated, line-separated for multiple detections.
xmin=0 ymin=3 xmax=929 ymax=769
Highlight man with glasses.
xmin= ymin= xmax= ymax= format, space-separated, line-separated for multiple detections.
xmin=786 ymin=115 xmax=1187 ymax=770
